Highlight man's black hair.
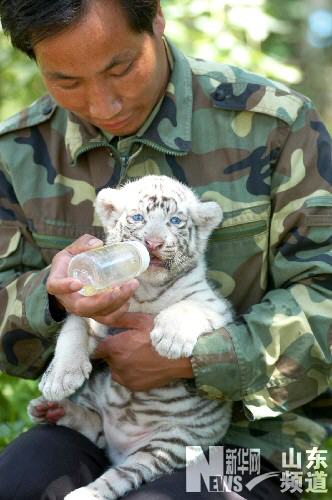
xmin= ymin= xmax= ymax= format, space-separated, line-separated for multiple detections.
xmin=0 ymin=0 xmax=159 ymax=59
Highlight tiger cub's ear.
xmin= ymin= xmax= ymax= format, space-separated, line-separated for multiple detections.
xmin=94 ymin=188 xmax=125 ymax=227
xmin=193 ymin=201 xmax=223 ymax=231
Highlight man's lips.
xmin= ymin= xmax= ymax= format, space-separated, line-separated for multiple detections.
xmin=95 ymin=114 xmax=131 ymax=131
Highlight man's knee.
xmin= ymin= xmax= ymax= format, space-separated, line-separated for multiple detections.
xmin=0 ymin=425 xmax=108 ymax=500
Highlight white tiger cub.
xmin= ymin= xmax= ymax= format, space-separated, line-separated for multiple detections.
xmin=29 ymin=175 xmax=233 ymax=500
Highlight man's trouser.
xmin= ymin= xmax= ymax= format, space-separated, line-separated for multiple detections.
xmin=0 ymin=424 xmax=300 ymax=500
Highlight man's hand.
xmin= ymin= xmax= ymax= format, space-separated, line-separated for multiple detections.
xmin=94 ymin=312 xmax=194 ymax=391
xmin=47 ymin=234 xmax=139 ymax=325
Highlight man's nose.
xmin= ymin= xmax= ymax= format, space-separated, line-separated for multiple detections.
xmin=145 ymin=238 xmax=164 ymax=252
xmin=87 ymin=82 xmax=122 ymax=120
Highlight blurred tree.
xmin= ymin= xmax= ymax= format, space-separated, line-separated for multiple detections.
xmin=0 ymin=374 xmax=38 ymax=448
xmin=263 ymin=0 xmax=332 ymax=126
xmin=164 ymin=0 xmax=302 ymax=83
xmin=0 ymin=35 xmax=45 ymax=119
xmin=163 ymin=0 xmax=332 ymax=126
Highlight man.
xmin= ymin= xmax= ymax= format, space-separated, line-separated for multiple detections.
xmin=0 ymin=0 xmax=331 ymax=498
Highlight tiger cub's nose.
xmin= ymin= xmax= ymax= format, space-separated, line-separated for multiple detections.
xmin=145 ymin=238 xmax=164 ymax=252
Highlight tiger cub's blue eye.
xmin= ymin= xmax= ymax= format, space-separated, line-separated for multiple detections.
xmin=131 ymin=214 xmax=144 ymax=222
xmin=170 ymin=216 xmax=182 ymax=225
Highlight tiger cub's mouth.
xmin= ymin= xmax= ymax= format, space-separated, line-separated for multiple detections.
xmin=149 ymin=255 xmax=165 ymax=268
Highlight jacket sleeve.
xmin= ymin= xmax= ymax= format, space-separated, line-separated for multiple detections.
xmin=192 ymin=101 xmax=332 ymax=419
xmin=0 ymin=159 xmax=59 ymax=379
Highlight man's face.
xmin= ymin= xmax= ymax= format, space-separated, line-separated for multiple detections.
xmin=34 ymin=0 xmax=168 ymax=136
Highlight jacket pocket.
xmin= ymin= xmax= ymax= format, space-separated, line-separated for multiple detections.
xmin=303 ymin=196 xmax=332 ymax=227
xmin=210 ymin=219 xmax=267 ymax=242
xmin=31 ymin=218 xmax=105 ymax=262
xmin=207 ymin=203 xmax=270 ymax=314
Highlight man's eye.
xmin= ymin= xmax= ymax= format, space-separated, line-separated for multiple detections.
xmin=108 ymin=62 xmax=134 ymax=78
xmin=57 ymin=81 xmax=80 ymax=90
xmin=170 ymin=216 xmax=182 ymax=225
xmin=131 ymin=214 xmax=144 ymax=222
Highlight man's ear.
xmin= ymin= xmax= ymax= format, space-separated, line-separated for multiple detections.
xmin=193 ymin=201 xmax=223 ymax=231
xmin=153 ymin=1 xmax=166 ymax=37
xmin=94 ymin=188 xmax=124 ymax=227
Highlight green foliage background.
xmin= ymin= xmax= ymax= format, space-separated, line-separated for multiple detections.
xmin=0 ymin=1 xmax=331 ymax=497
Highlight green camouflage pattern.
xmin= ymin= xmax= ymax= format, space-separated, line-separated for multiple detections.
xmin=0 ymin=39 xmax=331 ymax=470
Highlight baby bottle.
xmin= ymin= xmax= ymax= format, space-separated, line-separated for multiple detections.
xmin=68 ymin=241 xmax=150 ymax=296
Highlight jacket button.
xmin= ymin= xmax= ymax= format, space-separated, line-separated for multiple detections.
xmin=213 ymin=88 xmax=227 ymax=101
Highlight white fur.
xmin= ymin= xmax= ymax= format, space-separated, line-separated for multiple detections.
xmin=30 ymin=176 xmax=233 ymax=500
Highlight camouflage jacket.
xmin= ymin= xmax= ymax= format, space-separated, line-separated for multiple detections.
xmin=0 ymin=40 xmax=331 ymax=470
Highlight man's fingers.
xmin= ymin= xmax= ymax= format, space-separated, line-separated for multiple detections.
xmin=49 ymin=280 xmax=138 ymax=317
xmin=92 ymin=310 xmax=153 ymax=330
xmin=94 ymin=313 xmax=154 ymax=358
xmin=47 ymin=234 xmax=103 ymax=282
xmin=110 ymin=371 xmax=125 ymax=386
xmin=76 ymin=280 xmax=139 ymax=317
xmin=47 ymin=278 xmax=83 ymax=295
xmin=92 ymin=303 xmax=130 ymax=326
xmin=47 ymin=242 xmax=139 ymax=317
xmin=65 ymin=234 xmax=103 ymax=256
xmin=111 ymin=312 xmax=154 ymax=331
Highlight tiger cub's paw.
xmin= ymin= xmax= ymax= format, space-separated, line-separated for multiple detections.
xmin=39 ymin=355 xmax=92 ymax=401
xmin=150 ymin=309 xmax=201 ymax=359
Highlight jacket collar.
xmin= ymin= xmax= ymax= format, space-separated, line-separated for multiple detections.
xmin=65 ymin=38 xmax=193 ymax=165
